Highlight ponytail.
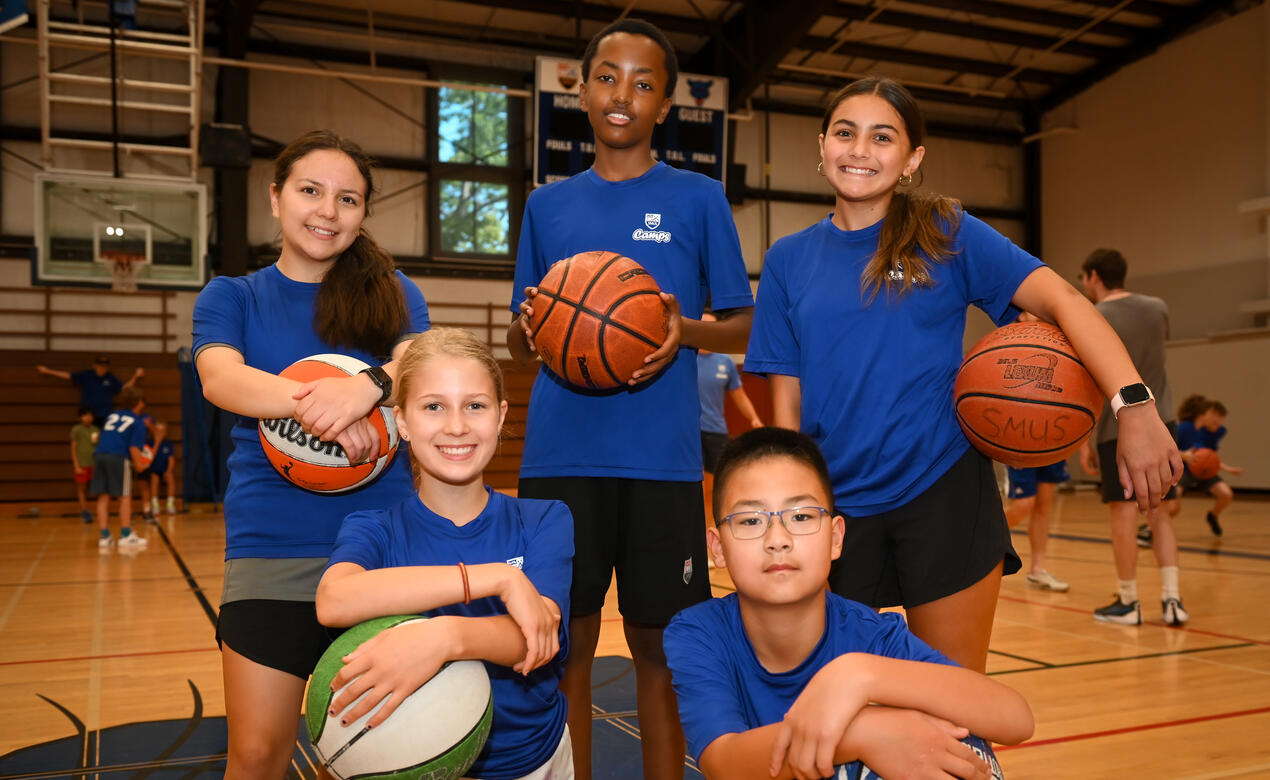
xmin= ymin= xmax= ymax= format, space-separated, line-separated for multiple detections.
xmin=863 ymin=190 xmax=961 ymax=302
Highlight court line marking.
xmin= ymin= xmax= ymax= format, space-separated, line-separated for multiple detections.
xmin=1172 ymin=760 xmax=1270 ymax=779
xmin=1013 ymin=528 xmax=1270 ymax=562
xmin=996 ymin=705 xmax=1270 ymax=751
xmin=0 ymin=647 xmax=218 ymax=667
xmin=998 ymin=594 xmax=1270 ymax=647
xmin=154 ymin=522 xmax=219 ymax=627
xmin=590 ymin=704 xmax=703 ymax=774
xmin=989 ymin=642 xmax=1254 ymax=676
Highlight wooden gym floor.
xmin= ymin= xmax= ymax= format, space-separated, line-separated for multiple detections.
xmin=0 ymin=488 xmax=1267 ymax=779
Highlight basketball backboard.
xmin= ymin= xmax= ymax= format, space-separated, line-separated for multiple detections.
xmin=33 ymin=173 xmax=207 ymax=290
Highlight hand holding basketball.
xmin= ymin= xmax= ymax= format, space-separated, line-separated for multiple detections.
xmin=848 ymin=709 xmax=992 ymax=780
xmin=515 ymin=286 xmax=540 ymax=353
xmin=330 ymin=618 xmax=451 ymax=728
xmin=629 ymin=291 xmax=680 ymax=385
xmin=292 ymin=373 xmax=382 ymax=463
xmin=1187 ymin=447 xmax=1221 ymax=480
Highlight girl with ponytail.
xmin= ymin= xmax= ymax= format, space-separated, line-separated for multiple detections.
xmin=192 ymin=130 xmax=430 ymax=779
xmin=746 ymin=76 xmax=1180 ymax=673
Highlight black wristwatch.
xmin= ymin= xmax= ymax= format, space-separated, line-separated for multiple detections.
xmin=1110 ymin=382 xmax=1154 ymax=418
xmin=359 ymin=365 xmax=392 ymax=406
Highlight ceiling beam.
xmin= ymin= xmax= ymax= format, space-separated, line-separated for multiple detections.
xmin=829 ymin=3 xmax=1120 ymax=61
xmin=895 ymin=0 xmax=1148 ymax=42
xmin=797 ymin=35 xmax=1069 ymax=85
xmin=763 ymin=72 xmax=1030 ymax=112
xmin=1037 ymin=0 xmax=1245 ymax=112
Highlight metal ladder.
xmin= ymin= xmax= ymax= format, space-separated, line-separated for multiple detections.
xmin=36 ymin=0 xmax=204 ymax=180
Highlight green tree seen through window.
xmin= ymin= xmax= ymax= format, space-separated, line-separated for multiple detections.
xmin=438 ymin=84 xmax=508 ymax=166
xmin=439 ymin=179 xmax=509 ymax=254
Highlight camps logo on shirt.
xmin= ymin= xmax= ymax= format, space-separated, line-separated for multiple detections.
xmin=633 ymin=212 xmax=671 ymax=243
xmin=506 ymin=556 xmax=524 ymax=569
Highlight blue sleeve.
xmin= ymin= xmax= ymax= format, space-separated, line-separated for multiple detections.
xmin=395 ymin=271 xmax=431 ymax=339
xmin=701 ymin=182 xmax=754 ymax=313
xmin=106 ymin=375 xmax=122 ymax=395
xmin=724 ymin=356 xmax=742 ymax=392
xmin=71 ymin=370 xmax=92 ymax=388
xmin=127 ymin=416 xmax=148 ymax=451
xmin=867 ymin=611 xmax=956 ymax=666
xmin=510 ymin=193 xmax=546 ymax=314
xmin=326 ymin=510 xmax=392 ymax=572
xmin=664 ymin=610 xmax=753 ymax=762
xmin=191 ymin=276 xmax=248 ymax=357
xmin=956 ymin=214 xmax=1044 ymax=326
xmin=744 ymin=245 xmax=800 ymax=377
xmin=1176 ymin=421 xmax=1196 ymax=450
xmin=520 ymin=499 xmax=574 ymax=620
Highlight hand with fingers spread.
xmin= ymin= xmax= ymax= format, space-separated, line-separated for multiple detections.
xmin=629 ymin=292 xmax=681 ymax=385
xmin=769 ymin=660 xmax=868 ymax=780
xmin=848 ymin=707 xmax=992 ymax=780
xmin=328 ymin=617 xmax=454 ymax=730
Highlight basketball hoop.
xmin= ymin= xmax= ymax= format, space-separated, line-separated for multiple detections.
xmin=101 ymin=250 xmax=146 ymax=293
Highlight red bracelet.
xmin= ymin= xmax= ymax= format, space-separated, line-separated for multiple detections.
xmin=457 ymin=561 xmax=471 ymax=604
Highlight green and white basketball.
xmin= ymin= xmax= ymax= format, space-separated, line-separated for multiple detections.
xmin=306 ymin=615 xmax=493 ymax=780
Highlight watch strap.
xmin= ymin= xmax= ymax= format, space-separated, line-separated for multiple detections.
xmin=1110 ymin=383 xmax=1154 ymax=419
xmin=359 ymin=365 xmax=392 ymax=406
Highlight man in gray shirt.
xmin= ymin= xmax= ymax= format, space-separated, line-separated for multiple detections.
xmin=1078 ymin=248 xmax=1186 ymax=626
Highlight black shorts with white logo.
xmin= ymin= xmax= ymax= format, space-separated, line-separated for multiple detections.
xmin=830 ymin=446 xmax=1021 ymax=609
xmin=518 ymin=476 xmax=710 ymax=627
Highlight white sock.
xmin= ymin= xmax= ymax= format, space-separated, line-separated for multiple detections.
xmin=1160 ymin=566 xmax=1180 ymax=600
xmin=1118 ymin=579 xmax=1139 ymax=604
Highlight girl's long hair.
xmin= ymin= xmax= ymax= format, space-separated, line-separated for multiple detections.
xmin=821 ymin=76 xmax=962 ymax=302
xmin=272 ymin=130 xmax=408 ymax=358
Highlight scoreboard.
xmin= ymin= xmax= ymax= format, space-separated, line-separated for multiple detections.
xmin=533 ymin=56 xmax=728 ymax=186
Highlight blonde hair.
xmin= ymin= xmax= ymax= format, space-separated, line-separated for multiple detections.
xmin=393 ymin=328 xmax=505 ymax=408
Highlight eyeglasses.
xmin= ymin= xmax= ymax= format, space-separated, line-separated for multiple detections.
xmin=717 ymin=506 xmax=830 ymax=540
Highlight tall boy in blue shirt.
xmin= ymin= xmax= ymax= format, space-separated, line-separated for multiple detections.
xmin=507 ymin=18 xmax=753 ymax=779
xmin=665 ymin=428 xmax=1033 ymax=779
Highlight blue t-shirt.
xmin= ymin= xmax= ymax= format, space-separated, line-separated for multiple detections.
xmin=149 ymin=439 xmax=175 ymax=475
xmin=72 ymin=370 xmax=122 ymax=421
xmin=191 ymin=264 xmax=430 ymax=559
xmin=698 ymin=352 xmax=741 ymax=434
xmin=511 ymin=163 xmax=754 ymax=481
xmin=745 ymin=213 xmax=1043 ymax=514
xmin=665 ymin=592 xmax=953 ymax=769
xmin=96 ymin=408 xmax=147 ymax=457
xmin=327 ymin=489 xmax=573 ymax=780
xmin=1177 ymin=420 xmax=1225 ymax=451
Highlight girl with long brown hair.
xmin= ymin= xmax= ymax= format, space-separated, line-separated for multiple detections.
xmin=746 ymin=77 xmax=1180 ymax=673
xmin=192 ymin=130 xmax=430 ymax=778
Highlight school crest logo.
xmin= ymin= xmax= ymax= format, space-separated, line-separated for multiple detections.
xmin=687 ymin=78 xmax=713 ymax=106
xmin=634 ymin=212 xmax=671 ymax=243
xmin=644 ymin=213 xmax=661 ymax=229
xmin=682 ymin=557 xmax=694 ymax=584
xmin=556 ymin=62 xmax=579 ymax=90
xmin=506 ymin=556 xmax=524 ymax=569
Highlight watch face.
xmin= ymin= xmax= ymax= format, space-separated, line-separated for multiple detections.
xmin=1120 ymin=383 xmax=1151 ymax=405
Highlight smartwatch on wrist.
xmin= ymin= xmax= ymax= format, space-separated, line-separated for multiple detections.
xmin=1110 ymin=382 xmax=1154 ymax=419
xmin=359 ymin=365 xmax=392 ymax=406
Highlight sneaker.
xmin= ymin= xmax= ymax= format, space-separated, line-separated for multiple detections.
xmin=81 ymin=510 xmax=93 ymax=524
xmin=1205 ymin=512 xmax=1223 ymax=537
xmin=166 ymin=500 xmax=177 ymax=515
xmin=144 ymin=512 xmax=158 ymax=525
xmin=1093 ymin=595 xmax=1142 ymax=625
xmin=118 ymin=534 xmax=148 ymax=548
xmin=97 ymin=535 xmax=114 ymax=549
xmin=1162 ymin=597 xmax=1190 ymax=626
xmin=1027 ymin=570 xmax=1070 ymax=592
xmin=1136 ymin=524 xmax=1153 ymax=548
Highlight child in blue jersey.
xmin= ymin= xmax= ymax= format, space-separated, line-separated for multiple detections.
xmin=192 ymin=131 xmax=430 ymax=779
xmin=317 ymin=329 xmax=574 ymax=780
xmin=745 ymin=76 xmax=1180 ymax=673
xmin=91 ymin=387 xmax=150 ymax=549
xmin=1171 ymin=395 xmax=1241 ymax=536
xmin=506 ymin=19 xmax=754 ymax=779
xmin=1004 ymin=462 xmax=1070 ymax=592
xmin=664 ymin=428 xmax=1033 ymax=780
xmin=144 ymin=420 xmax=178 ymax=516
xmin=37 ymin=356 xmax=143 ymax=428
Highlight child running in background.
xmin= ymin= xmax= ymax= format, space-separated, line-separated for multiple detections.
xmin=70 ymin=406 xmax=100 ymax=524
xmin=1174 ymin=394 xmax=1241 ymax=537
xmin=1004 ymin=462 xmax=1070 ymax=592
xmin=317 ymin=328 xmax=575 ymax=779
xmin=146 ymin=420 xmax=178 ymax=516
xmin=92 ymin=387 xmax=150 ymax=550
xmin=664 ymin=427 xmax=1033 ymax=780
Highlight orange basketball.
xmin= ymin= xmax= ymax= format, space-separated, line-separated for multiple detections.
xmin=258 ymin=354 xmax=399 ymax=494
xmin=1189 ymin=447 xmax=1220 ymax=480
xmin=528 ymin=250 xmax=668 ymax=390
xmin=953 ymin=322 xmax=1102 ymax=468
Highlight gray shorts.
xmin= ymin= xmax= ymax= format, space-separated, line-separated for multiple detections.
xmin=90 ymin=452 xmax=131 ymax=497
xmin=1097 ymin=421 xmax=1179 ymax=503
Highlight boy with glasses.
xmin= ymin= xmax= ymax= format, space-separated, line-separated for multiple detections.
xmin=664 ymin=427 xmax=1033 ymax=779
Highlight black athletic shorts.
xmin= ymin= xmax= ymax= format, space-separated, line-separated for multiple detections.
xmin=1179 ymin=472 xmax=1221 ymax=492
xmin=216 ymin=599 xmax=342 ymax=680
xmin=829 ymin=447 xmax=1021 ymax=609
xmin=1097 ymin=421 xmax=1179 ymax=503
xmin=700 ymin=431 xmax=729 ymax=474
xmin=518 ymin=476 xmax=710 ymax=626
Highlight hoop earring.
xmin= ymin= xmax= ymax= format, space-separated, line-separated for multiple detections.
xmin=817 ymin=160 xmax=824 ymax=176
xmin=898 ymin=173 xmax=913 ymax=186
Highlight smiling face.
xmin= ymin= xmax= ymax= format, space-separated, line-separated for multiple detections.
xmin=578 ymin=32 xmax=673 ymax=153
xmin=818 ymin=94 xmax=925 ymax=215
xmin=393 ymin=353 xmax=508 ymax=494
xmin=269 ymin=148 xmax=367 ymax=270
xmin=710 ymin=455 xmax=845 ymax=608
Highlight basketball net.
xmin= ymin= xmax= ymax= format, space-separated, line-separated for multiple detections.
xmin=102 ymin=251 xmax=145 ymax=293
